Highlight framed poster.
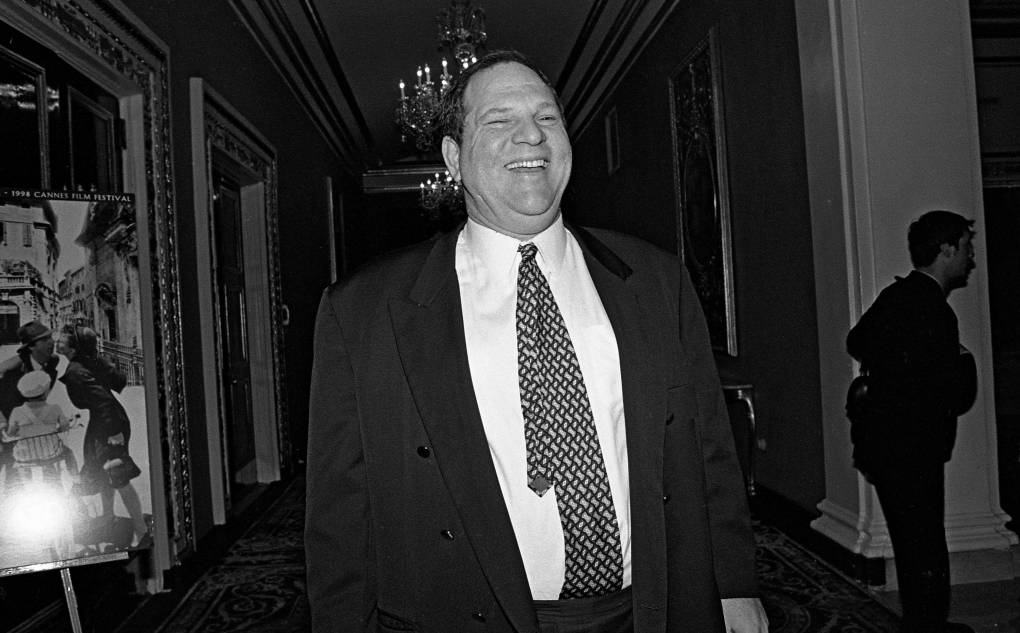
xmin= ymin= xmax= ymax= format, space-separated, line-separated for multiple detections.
xmin=669 ymin=29 xmax=739 ymax=356
xmin=0 ymin=190 xmax=152 ymax=571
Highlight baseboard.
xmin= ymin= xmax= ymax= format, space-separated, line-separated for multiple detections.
xmin=752 ymin=486 xmax=886 ymax=586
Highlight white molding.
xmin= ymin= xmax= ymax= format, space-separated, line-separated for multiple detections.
xmin=240 ymin=180 xmax=281 ymax=484
xmin=813 ymin=495 xmax=893 ymax=559
xmin=189 ymin=78 xmax=226 ymax=525
xmin=189 ymin=78 xmax=283 ymax=523
xmin=326 ymin=177 xmax=337 ymax=284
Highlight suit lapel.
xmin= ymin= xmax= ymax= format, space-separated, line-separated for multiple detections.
xmin=571 ymin=226 xmax=669 ymax=620
xmin=388 ymin=230 xmax=536 ymax=632
xmin=389 ymin=225 xmax=669 ymax=630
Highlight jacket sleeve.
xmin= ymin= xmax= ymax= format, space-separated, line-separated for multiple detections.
xmin=305 ymin=288 xmax=375 ymax=632
xmin=679 ymin=266 xmax=758 ymax=598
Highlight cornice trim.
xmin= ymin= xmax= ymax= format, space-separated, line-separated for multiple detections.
xmin=299 ymin=0 xmax=373 ymax=147
xmin=561 ymin=0 xmax=680 ymax=141
xmin=228 ymin=0 xmax=366 ymax=174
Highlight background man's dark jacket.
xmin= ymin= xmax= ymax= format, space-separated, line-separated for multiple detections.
xmin=846 ymin=270 xmax=975 ymax=471
xmin=305 ymin=224 xmax=757 ymax=633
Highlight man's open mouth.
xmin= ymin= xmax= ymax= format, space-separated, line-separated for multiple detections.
xmin=506 ymin=159 xmax=548 ymax=170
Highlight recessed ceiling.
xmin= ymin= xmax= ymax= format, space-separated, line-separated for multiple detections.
xmin=231 ymin=0 xmax=679 ymax=174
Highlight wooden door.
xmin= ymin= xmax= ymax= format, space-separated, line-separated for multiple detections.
xmin=212 ymin=171 xmax=257 ymax=502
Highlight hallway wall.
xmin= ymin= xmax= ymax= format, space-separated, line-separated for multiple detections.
xmin=566 ymin=0 xmax=824 ymax=511
xmin=124 ymin=0 xmax=349 ymax=539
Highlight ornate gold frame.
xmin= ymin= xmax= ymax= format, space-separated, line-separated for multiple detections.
xmin=669 ymin=28 xmax=739 ymax=356
xmin=2 ymin=0 xmax=194 ymax=572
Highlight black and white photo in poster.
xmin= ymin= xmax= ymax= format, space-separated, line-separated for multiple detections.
xmin=0 ymin=189 xmax=151 ymax=570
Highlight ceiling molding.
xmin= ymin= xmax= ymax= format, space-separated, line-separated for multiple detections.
xmin=556 ymin=0 xmax=611 ymax=96
xmin=362 ymin=164 xmax=448 ymax=193
xmin=227 ymin=0 xmax=680 ymax=179
xmin=228 ymin=0 xmax=371 ymax=174
xmin=561 ymin=0 xmax=680 ymax=140
xmin=297 ymin=0 xmax=374 ymax=147
xmin=971 ymin=0 xmax=1020 ymax=37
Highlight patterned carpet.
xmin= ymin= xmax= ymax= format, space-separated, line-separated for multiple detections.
xmin=151 ymin=478 xmax=900 ymax=632
xmin=756 ymin=522 xmax=900 ymax=632
xmin=152 ymin=479 xmax=308 ymax=633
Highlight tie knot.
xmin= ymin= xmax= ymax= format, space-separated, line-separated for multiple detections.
xmin=518 ymin=242 xmax=538 ymax=263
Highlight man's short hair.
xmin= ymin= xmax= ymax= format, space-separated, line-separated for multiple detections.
xmin=438 ymin=50 xmax=564 ymax=145
xmin=908 ymin=210 xmax=975 ymax=267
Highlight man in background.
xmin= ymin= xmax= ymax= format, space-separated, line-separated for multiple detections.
xmin=847 ymin=210 xmax=978 ymax=633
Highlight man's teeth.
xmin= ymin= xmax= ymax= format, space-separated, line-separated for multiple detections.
xmin=507 ymin=159 xmax=547 ymax=170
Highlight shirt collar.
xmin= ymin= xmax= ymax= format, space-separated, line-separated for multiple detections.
xmin=914 ymin=269 xmax=945 ymax=293
xmin=462 ymin=214 xmax=568 ymax=280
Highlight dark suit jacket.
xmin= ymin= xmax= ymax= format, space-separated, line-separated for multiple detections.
xmin=305 ymin=224 xmax=757 ymax=633
xmin=0 ymin=350 xmax=59 ymax=419
xmin=846 ymin=270 xmax=970 ymax=470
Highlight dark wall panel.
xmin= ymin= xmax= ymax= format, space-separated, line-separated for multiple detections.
xmin=565 ymin=0 xmax=825 ymax=511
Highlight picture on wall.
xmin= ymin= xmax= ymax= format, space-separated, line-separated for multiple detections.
xmin=669 ymin=29 xmax=738 ymax=356
xmin=0 ymin=189 xmax=152 ymax=572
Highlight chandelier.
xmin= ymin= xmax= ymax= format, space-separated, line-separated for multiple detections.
xmin=436 ymin=0 xmax=487 ymax=70
xmin=420 ymin=170 xmax=462 ymax=211
xmin=395 ymin=0 xmax=487 ymax=153
xmin=396 ymin=60 xmax=454 ymax=153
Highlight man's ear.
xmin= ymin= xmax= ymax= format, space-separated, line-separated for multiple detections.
xmin=939 ymin=242 xmax=957 ymax=259
xmin=441 ymin=136 xmax=461 ymax=181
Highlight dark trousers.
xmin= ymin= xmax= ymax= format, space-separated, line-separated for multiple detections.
xmin=872 ymin=462 xmax=949 ymax=633
xmin=534 ymin=587 xmax=633 ymax=633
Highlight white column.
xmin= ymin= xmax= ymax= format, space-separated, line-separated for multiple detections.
xmin=795 ymin=0 xmax=1015 ymax=585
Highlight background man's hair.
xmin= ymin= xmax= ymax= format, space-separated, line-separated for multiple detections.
xmin=908 ymin=210 xmax=975 ymax=267
xmin=438 ymin=49 xmax=564 ymax=145
xmin=60 ymin=324 xmax=99 ymax=359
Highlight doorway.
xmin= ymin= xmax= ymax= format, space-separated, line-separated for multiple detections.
xmin=212 ymin=170 xmax=258 ymax=501
xmin=190 ymin=78 xmax=286 ymax=525
xmin=973 ymin=6 xmax=1020 ymax=532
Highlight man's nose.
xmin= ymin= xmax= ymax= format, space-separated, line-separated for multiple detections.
xmin=513 ymin=119 xmax=545 ymax=145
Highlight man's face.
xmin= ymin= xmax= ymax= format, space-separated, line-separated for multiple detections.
xmin=945 ymin=232 xmax=976 ymax=290
xmin=442 ymin=62 xmax=572 ymax=239
xmin=29 ymin=336 xmax=53 ymax=359
xmin=56 ymin=333 xmax=72 ymax=358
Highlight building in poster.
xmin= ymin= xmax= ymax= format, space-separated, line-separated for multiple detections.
xmin=0 ymin=201 xmax=61 ymax=342
xmin=73 ymin=200 xmax=143 ymax=384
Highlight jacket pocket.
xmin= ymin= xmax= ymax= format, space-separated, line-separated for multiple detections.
xmin=666 ymin=383 xmax=699 ymax=428
xmin=377 ymin=609 xmax=418 ymax=632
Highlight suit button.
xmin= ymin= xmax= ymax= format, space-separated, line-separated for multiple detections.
xmin=665 ymin=413 xmax=675 ymax=425
xmin=471 ymin=610 xmax=485 ymax=622
xmin=417 ymin=445 xmax=431 ymax=458
xmin=662 ymin=494 xmax=671 ymax=504
xmin=441 ymin=529 xmax=455 ymax=540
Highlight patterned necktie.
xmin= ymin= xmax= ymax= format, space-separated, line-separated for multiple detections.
xmin=515 ymin=242 xmax=624 ymax=599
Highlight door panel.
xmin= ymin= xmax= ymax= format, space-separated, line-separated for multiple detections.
xmin=212 ymin=172 xmax=257 ymax=498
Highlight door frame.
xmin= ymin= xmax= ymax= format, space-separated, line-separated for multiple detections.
xmin=189 ymin=78 xmax=287 ymax=524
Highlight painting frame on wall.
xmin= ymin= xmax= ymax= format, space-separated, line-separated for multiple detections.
xmin=668 ymin=28 xmax=738 ymax=356
xmin=0 ymin=189 xmax=154 ymax=574
xmin=2 ymin=0 xmax=192 ymax=584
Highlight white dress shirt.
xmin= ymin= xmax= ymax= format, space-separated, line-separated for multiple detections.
xmin=455 ymin=215 xmax=631 ymax=599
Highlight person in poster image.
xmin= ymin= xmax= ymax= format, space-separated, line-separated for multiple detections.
xmin=57 ymin=325 xmax=147 ymax=547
